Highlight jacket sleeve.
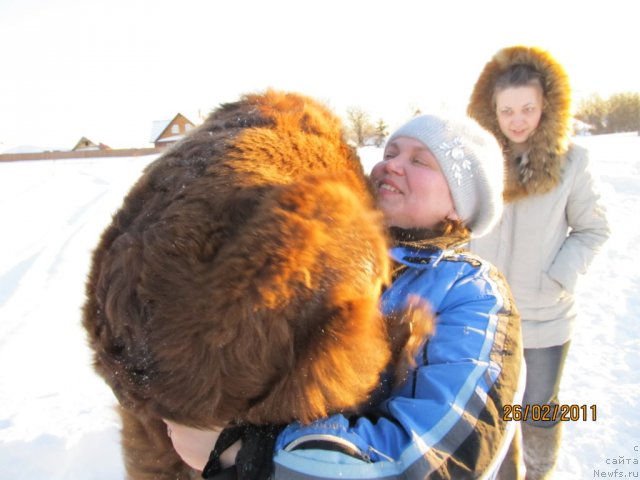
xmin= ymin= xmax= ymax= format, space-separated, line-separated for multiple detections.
xmin=273 ymin=259 xmax=523 ymax=479
xmin=547 ymin=146 xmax=611 ymax=293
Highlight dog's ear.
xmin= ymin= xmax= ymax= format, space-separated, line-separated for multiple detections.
xmin=83 ymin=227 xmax=154 ymax=411
xmin=82 ymin=155 xmax=219 ymax=416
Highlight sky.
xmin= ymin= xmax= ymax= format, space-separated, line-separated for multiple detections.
xmin=1 ymin=133 xmax=639 ymax=479
xmin=1 ymin=0 xmax=639 ymax=151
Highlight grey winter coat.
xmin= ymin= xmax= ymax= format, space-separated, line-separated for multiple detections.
xmin=467 ymin=46 xmax=611 ymax=348
xmin=469 ymin=144 xmax=610 ymax=347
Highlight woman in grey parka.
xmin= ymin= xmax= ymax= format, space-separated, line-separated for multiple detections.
xmin=467 ymin=45 xmax=610 ymax=479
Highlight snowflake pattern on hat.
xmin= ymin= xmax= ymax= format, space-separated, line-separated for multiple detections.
xmin=439 ymin=137 xmax=473 ymax=186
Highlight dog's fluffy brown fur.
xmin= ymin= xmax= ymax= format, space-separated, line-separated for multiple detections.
xmin=82 ymin=90 xmax=429 ymax=479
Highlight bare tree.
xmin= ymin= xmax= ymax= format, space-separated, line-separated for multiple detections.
xmin=346 ymin=106 xmax=375 ymax=146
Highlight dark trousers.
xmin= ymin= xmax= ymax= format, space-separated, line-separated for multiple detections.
xmin=522 ymin=342 xmax=571 ymax=427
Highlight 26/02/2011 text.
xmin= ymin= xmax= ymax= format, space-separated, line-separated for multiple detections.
xmin=503 ymin=404 xmax=597 ymax=422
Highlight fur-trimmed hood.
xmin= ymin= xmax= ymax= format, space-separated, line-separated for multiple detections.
xmin=467 ymin=46 xmax=573 ymax=201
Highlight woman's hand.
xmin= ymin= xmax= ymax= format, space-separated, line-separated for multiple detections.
xmin=163 ymin=419 xmax=241 ymax=472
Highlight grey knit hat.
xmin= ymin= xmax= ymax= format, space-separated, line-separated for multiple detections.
xmin=387 ymin=114 xmax=504 ymax=237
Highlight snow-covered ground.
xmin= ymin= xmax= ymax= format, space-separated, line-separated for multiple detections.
xmin=1 ymin=134 xmax=638 ymax=479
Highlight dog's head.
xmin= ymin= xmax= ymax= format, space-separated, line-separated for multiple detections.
xmin=83 ymin=90 xmax=392 ymax=428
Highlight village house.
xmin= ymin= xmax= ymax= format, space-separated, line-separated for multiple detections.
xmin=149 ymin=113 xmax=196 ymax=148
xmin=72 ymin=137 xmax=111 ymax=151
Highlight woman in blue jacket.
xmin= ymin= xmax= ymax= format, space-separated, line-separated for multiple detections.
xmin=168 ymin=114 xmax=524 ymax=479
xmin=272 ymin=115 xmax=524 ymax=479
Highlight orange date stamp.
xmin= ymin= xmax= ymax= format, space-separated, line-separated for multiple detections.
xmin=503 ymin=404 xmax=597 ymax=422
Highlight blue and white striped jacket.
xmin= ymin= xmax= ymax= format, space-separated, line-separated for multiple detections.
xmin=274 ymin=240 xmax=523 ymax=479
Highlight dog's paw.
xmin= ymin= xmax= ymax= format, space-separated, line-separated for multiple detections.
xmin=387 ymin=294 xmax=435 ymax=383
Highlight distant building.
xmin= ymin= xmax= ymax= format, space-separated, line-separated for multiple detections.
xmin=149 ymin=113 xmax=196 ymax=148
xmin=572 ymin=119 xmax=594 ymax=136
xmin=72 ymin=137 xmax=110 ymax=151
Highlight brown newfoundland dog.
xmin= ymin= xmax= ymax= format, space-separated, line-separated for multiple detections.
xmin=82 ymin=90 xmax=430 ymax=479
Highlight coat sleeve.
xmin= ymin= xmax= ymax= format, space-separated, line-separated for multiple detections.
xmin=273 ymin=259 xmax=523 ymax=479
xmin=547 ymin=146 xmax=611 ymax=293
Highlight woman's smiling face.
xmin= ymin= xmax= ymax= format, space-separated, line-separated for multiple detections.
xmin=370 ymin=136 xmax=457 ymax=229
xmin=495 ymin=84 xmax=544 ymax=145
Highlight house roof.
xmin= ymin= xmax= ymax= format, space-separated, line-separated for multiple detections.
xmin=149 ymin=113 xmax=195 ymax=143
xmin=149 ymin=119 xmax=172 ymax=143
xmin=73 ymin=137 xmax=110 ymax=151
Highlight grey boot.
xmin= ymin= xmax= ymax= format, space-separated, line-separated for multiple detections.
xmin=522 ymin=422 xmax=562 ymax=480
